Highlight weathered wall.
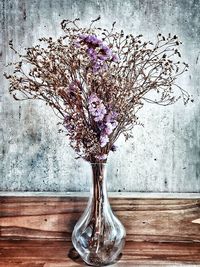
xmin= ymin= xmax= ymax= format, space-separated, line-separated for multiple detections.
xmin=0 ymin=0 xmax=200 ymax=192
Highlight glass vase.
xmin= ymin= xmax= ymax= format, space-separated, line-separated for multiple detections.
xmin=72 ymin=162 xmax=126 ymax=266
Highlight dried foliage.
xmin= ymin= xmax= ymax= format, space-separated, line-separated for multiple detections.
xmin=4 ymin=17 xmax=190 ymax=163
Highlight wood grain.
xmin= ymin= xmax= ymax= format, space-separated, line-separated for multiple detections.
xmin=0 ymin=196 xmax=200 ymax=265
xmin=0 ymin=240 xmax=200 ymax=266
xmin=0 ymin=196 xmax=200 ymax=242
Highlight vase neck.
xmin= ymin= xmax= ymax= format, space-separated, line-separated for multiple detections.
xmin=90 ymin=163 xmax=108 ymax=203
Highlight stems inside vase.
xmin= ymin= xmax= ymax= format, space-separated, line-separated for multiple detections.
xmin=90 ymin=163 xmax=108 ymax=252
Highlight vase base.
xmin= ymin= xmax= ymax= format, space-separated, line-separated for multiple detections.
xmin=80 ymin=248 xmax=123 ymax=266
xmin=83 ymin=258 xmax=118 ymax=267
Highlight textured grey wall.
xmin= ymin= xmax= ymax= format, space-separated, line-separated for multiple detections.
xmin=0 ymin=0 xmax=200 ymax=192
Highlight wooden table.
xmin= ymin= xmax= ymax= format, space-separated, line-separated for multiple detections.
xmin=0 ymin=193 xmax=200 ymax=266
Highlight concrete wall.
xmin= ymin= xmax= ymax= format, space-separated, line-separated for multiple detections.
xmin=0 ymin=0 xmax=200 ymax=192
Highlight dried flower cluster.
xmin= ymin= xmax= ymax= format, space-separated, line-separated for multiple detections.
xmin=5 ymin=17 xmax=190 ymax=163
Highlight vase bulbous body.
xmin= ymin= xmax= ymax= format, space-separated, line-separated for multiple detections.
xmin=72 ymin=162 xmax=126 ymax=266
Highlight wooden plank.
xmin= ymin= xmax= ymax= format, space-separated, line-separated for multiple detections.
xmin=0 ymin=196 xmax=200 ymax=265
xmin=0 ymin=196 xmax=200 ymax=242
xmin=0 ymin=240 xmax=200 ymax=266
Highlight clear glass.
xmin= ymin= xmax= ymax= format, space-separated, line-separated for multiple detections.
xmin=72 ymin=162 xmax=126 ymax=266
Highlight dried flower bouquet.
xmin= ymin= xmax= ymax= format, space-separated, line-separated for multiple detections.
xmin=5 ymin=17 xmax=189 ymax=163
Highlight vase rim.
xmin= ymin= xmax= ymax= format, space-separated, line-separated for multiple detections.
xmin=89 ymin=162 xmax=107 ymax=165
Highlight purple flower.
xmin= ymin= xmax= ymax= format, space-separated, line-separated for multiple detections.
xmin=93 ymin=109 xmax=107 ymax=122
xmin=88 ymin=93 xmax=99 ymax=103
xmin=101 ymin=43 xmax=109 ymax=51
xmin=106 ymin=111 xmax=118 ymax=120
xmin=104 ymin=122 xmax=113 ymax=135
xmin=76 ymin=34 xmax=119 ymax=72
xmin=98 ymin=54 xmax=108 ymax=61
xmin=88 ymin=94 xmax=118 ymax=147
xmin=78 ymin=34 xmax=102 ymax=46
xmin=103 ymin=111 xmax=118 ymax=134
xmin=92 ymin=61 xmax=104 ymax=73
xmin=95 ymin=154 xmax=107 ymax=160
xmin=87 ymin=48 xmax=97 ymax=60
xmin=100 ymin=134 xmax=109 ymax=147
xmin=88 ymin=93 xmax=107 ymax=122
xmin=100 ymin=44 xmax=112 ymax=57
xmin=86 ymin=35 xmax=102 ymax=45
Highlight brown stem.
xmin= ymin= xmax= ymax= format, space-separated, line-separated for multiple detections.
xmin=89 ymin=163 xmax=107 ymax=251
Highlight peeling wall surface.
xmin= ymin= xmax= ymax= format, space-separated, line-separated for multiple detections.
xmin=0 ymin=0 xmax=200 ymax=192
